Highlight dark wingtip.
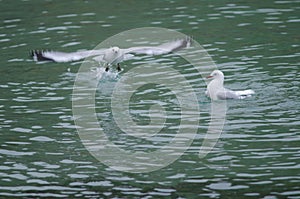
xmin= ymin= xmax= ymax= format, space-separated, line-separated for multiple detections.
xmin=30 ymin=50 xmax=54 ymax=62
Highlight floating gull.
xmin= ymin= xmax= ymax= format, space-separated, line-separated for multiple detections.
xmin=31 ymin=37 xmax=191 ymax=71
xmin=206 ymin=70 xmax=255 ymax=100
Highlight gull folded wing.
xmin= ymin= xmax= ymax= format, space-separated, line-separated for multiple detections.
xmin=234 ymin=89 xmax=255 ymax=96
xmin=216 ymin=89 xmax=255 ymax=100
xmin=216 ymin=89 xmax=240 ymax=100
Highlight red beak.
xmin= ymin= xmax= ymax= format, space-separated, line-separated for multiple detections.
xmin=206 ymin=75 xmax=213 ymax=79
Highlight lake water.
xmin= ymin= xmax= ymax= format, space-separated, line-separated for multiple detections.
xmin=0 ymin=0 xmax=299 ymax=198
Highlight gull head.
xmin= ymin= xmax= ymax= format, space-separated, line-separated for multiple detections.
xmin=207 ymin=70 xmax=224 ymax=80
xmin=110 ymin=46 xmax=120 ymax=54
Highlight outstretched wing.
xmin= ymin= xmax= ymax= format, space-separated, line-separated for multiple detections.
xmin=31 ymin=49 xmax=106 ymax=62
xmin=124 ymin=37 xmax=191 ymax=55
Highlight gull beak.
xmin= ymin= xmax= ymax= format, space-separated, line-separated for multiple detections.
xmin=206 ymin=75 xmax=213 ymax=79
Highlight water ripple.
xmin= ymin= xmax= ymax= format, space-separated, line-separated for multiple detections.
xmin=0 ymin=0 xmax=299 ymax=198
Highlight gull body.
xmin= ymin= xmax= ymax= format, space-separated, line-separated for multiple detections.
xmin=206 ymin=70 xmax=254 ymax=100
xmin=103 ymin=47 xmax=123 ymax=65
xmin=102 ymin=47 xmax=124 ymax=71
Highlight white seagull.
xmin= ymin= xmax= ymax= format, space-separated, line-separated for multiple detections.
xmin=31 ymin=38 xmax=191 ymax=71
xmin=206 ymin=70 xmax=255 ymax=100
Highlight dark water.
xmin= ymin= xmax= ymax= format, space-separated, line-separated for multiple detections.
xmin=0 ymin=0 xmax=299 ymax=198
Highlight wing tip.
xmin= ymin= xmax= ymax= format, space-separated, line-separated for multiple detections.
xmin=30 ymin=49 xmax=54 ymax=62
xmin=173 ymin=36 xmax=192 ymax=52
xmin=184 ymin=36 xmax=192 ymax=48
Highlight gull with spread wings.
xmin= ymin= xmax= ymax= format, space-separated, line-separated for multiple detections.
xmin=31 ymin=37 xmax=191 ymax=72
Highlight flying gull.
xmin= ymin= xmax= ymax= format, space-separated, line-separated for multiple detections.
xmin=31 ymin=37 xmax=191 ymax=71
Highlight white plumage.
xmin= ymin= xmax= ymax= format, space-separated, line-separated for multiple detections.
xmin=206 ymin=70 xmax=255 ymax=100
